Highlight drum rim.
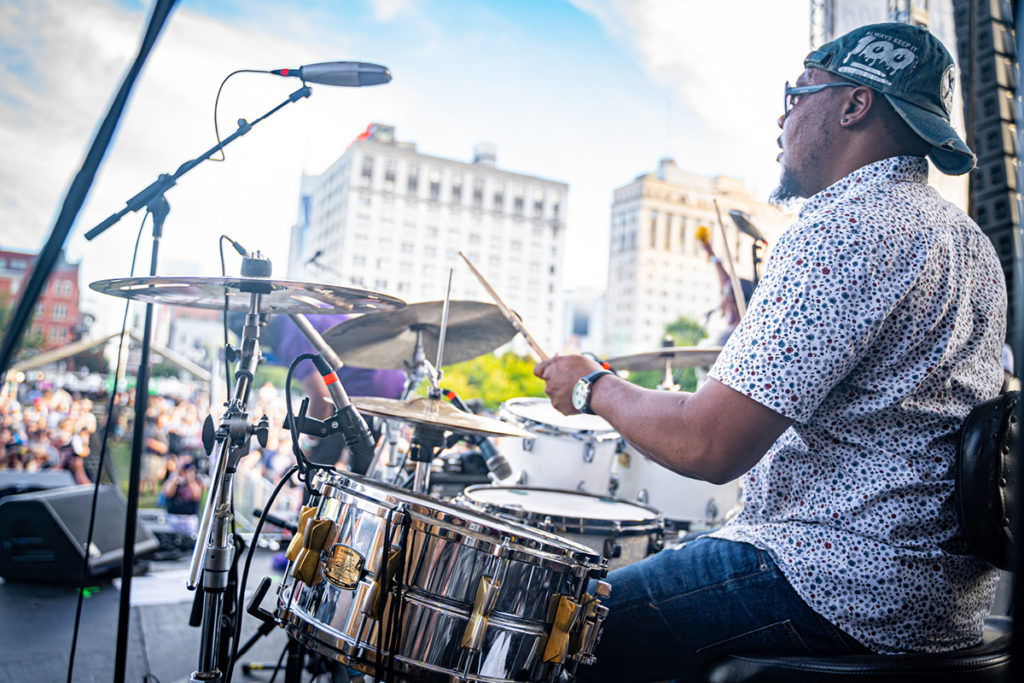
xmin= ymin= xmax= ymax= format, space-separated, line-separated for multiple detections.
xmin=459 ymin=485 xmax=665 ymax=535
xmin=317 ymin=471 xmax=605 ymax=565
xmin=500 ymin=397 xmax=619 ymax=437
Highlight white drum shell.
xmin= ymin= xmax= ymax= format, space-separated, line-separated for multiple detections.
xmin=612 ymin=443 xmax=741 ymax=529
xmin=497 ymin=398 xmax=619 ymax=494
xmin=457 ymin=486 xmax=664 ymax=571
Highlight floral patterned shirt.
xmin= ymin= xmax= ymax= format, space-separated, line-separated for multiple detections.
xmin=709 ymin=156 xmax=1006 ymax=654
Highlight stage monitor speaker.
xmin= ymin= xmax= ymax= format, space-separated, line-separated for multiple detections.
xmin=0 ymin=484 xmax=159 ymax=583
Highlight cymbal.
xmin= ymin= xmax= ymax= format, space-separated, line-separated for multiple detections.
xmin=90 ymin=276 xmax=405 ymax=315
xmin=323 ymin=301 xmax=515 ymax=369
xmin=352 ymin=396 xmax=535 ymax=439
xmin=607 ymin=346 xmax=724 ymax=372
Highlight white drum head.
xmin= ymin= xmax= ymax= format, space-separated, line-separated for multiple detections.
xmin=502 ymin=397 xmax=615 ymax=433
xmin=466 ymin=487 xmax=660 ymax=522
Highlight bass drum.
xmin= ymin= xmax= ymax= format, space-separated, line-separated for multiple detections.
xmin=278 ymin=471 xmax=610 ymax=683
xmin=497 ymin=397 xmax=619 ymax=494
xmin=611 ymin=442 xmax=741 ymax=530
xmin=457 ymin=486 xmax=664 ymax=570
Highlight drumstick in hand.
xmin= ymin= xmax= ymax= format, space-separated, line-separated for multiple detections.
xmin=458 ymin=251 xmax=550 ymax=360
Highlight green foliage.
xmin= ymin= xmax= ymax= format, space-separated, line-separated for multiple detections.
xmin=626 ymin=315 xmax=706 ymax=392
xmin=430 ymin=351 xmax=546 ymax=410
xmin=254 ymin=363 xmax=303 ymax=394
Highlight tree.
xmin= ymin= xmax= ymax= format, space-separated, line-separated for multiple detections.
xmin=430 ymin=351 xmax=546 ymax=410
xmin=626 ymin=315 xmax=707 ymax=392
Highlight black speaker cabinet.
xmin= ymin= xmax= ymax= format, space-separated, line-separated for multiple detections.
xmin=0 ymin=484 xmax=158 ymax=582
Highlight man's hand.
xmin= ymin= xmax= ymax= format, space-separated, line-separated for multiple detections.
xmin=533 ymin=355 xmax=603 ymax=415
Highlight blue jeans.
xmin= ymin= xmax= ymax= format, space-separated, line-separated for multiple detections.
xmin=579 ymin=537 xmax=868 ymax=682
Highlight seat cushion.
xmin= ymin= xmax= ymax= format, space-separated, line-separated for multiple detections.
xmin=702 ymin=616 xmax=1012 ymax=683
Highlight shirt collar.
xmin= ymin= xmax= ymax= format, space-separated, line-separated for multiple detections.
xmin=800 ymin=156 xmax=929 ymax=217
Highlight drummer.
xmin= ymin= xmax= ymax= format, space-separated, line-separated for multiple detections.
xmin=535 ymin=23 xmax=1006 ymax=681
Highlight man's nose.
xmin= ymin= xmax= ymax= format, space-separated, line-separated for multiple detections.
xmin=777 ymin=114 xmax=785 ymax=129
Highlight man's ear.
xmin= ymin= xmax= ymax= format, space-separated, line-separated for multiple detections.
xmin=839 ymin=86 xmax=873 ymax=126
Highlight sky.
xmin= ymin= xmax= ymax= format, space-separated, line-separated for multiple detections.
xmin=0 ymin=0 xmax=814 ymax=334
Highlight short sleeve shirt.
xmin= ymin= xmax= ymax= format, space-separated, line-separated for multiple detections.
xmin=709 ymin=156 xmax=1006 ymax=654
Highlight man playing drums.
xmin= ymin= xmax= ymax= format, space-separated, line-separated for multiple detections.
xmin=536 ymin=23 xmax=1006 ymax=681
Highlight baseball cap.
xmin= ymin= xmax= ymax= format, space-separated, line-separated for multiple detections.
xmin=804 ymin=22 xmax=975 ymax=175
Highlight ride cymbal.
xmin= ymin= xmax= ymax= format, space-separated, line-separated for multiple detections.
xmin=90 ymin=276 xmax=405 ymax=315
xmin=606 ymin=346 xmax=723 ymax=372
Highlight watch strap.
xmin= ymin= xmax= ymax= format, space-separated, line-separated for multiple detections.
xmin=580 ymin=369 xmax=612 ymax=414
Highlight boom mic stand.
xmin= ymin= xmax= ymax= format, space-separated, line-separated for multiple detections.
xmin=80 ymin=85 xmax=312 ymax=683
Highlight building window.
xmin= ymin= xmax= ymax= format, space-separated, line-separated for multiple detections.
xmin=34 ymin=303 xmax=45 ymax=317
xmin=53 ymin=304 xmax=68 ymax=320
xmin=472 ymin=179 xmax=484 ymax=208
xmin=430 ymin=180 xmax=440 ymax=201
xmin=649 ymin=210 xmax=658 ymax=249
xmin=534 ymin=199 xmax=544 ymax=218
xmin=10 ymin=260 xmax=26 ymax=270
xmin=361 ymin=156 xmax=374 ymax=184
xmin=407 ymin=167 xmax=419 ymax=194
xmin=401 ymin=242 xmax=414 ymax=253
xmin=493 ymin=183 xmax=504 ymax=211
xmin=384 ymin=159 xmax=396 ymax=186
xmin=451 ymin=176 xmax=462 ymax=203
xmin=513 ymin=197 xmax=524 ymax=217
xmin=664 ymin=214 xmax=673 ymax=251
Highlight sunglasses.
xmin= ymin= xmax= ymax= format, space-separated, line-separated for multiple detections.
xmin=784 ymin=81 xmax=857 ymax=117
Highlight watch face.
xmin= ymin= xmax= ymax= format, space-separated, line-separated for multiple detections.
xmin=572 ymin=378 xmax=589 ymax=412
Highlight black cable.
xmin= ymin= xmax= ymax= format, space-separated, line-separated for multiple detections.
xmin=218 ymin=235 xmax=233 ymax=399
xmin=224 ymin=465 xmax=298 ymax=683
xmin=67 ymin=211 xmax=150 ymax=683
xmin=267 ymin=642 xmax=288 ymax=683
xmin=211 ymin=70 xmax=272 ymax=163
xmin=284 ymin=353 xmax=335 ymax=493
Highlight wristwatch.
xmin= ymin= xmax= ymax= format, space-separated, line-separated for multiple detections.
xmin=572 ymin=369 xmax=613 ymax=415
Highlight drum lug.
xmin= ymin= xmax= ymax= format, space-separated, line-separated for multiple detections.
xmin=292 ymin=518 xmax=340 ymax=586
xmin=583 ymin=441 xmax=595 ymax=463
xmin=460 ymin=575 xmax=502 ymax=651
xmin=602 ymin=538 xmax=622 ymax=560
xmin=542 ymin=594 xmax=583 ymax=664
xmin=522 ymin=438 xmax=535 ymax=452
xmin=637 ymin=488 xmax=650 ymax=505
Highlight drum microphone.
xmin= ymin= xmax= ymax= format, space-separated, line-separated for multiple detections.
xmin=289 ymin=314 xmax=377 ymax=466
xmin=441 ymin=389 xmax=513 ymax=480
xmin=270 ymin=61 xmax=392 ymax=87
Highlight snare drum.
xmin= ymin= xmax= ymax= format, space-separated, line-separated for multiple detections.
xmin=279 ymin=471 xmax=609 ymax=682
xmin=497 ymin=397 xmax=619 ymax=494
xmin=612 ymin=442 xmax=741 ymax=530
xmin=457 ymin=486 xmax=664 ymax=570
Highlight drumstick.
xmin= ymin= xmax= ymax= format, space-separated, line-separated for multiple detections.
xmin=712 ymin=199 xmax=747 ymax=318
xmin=458 ymin=251 xmax=550 ymax=361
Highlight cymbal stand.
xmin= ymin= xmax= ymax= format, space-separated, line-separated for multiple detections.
xmin=408 ymin=269 xmax=454 ymax=494
xmin=656 ymin=359 xmax=680 ymax=392
xmin=188 ymin=285 xmax=270 ymax=683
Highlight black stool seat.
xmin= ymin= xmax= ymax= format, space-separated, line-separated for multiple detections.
xmin=703 ymin=616 xmax=1012 ymax=683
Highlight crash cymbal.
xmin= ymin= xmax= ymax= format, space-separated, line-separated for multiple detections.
xmin=607 ymin=346 xmax=723 ymax=372
xmin=323 ymin=301 xmax=515 ymax=369
xmin=352 ymin=396 xmax=534 ymax=439
xmin=90 ymin=276 xmax=405 ymax=315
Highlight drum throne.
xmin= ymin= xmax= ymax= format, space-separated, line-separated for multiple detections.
xmin=702 ymin=391 xmax=1018 ymax=683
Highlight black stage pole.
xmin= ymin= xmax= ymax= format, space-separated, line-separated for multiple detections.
xmin=113 ymin=194 xmax=168 ymax=683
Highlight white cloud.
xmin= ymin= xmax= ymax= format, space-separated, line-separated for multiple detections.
xmin=569 ymin=0 xmax=809 ymax=195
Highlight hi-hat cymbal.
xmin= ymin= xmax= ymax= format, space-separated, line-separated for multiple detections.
xmin=323 ymin=301 xmax=515 ymax=369
xmin=90 ymin=276 xmax=405 ymax=315
xmin=607 ymin=346 xmax=724 ymax=372
xmin=352 ymin=396 xmax=534 ymax=439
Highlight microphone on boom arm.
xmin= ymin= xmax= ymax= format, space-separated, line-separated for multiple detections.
xmin=270 ymin=61 xmax=392 ymax=87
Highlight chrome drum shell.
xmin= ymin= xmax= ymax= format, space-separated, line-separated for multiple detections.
xmin=278 ymin=472 xmax=608 ymax=682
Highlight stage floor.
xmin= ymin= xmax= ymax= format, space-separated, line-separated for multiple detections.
xmin=0 ymin=549 xmax=291 ymax=683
